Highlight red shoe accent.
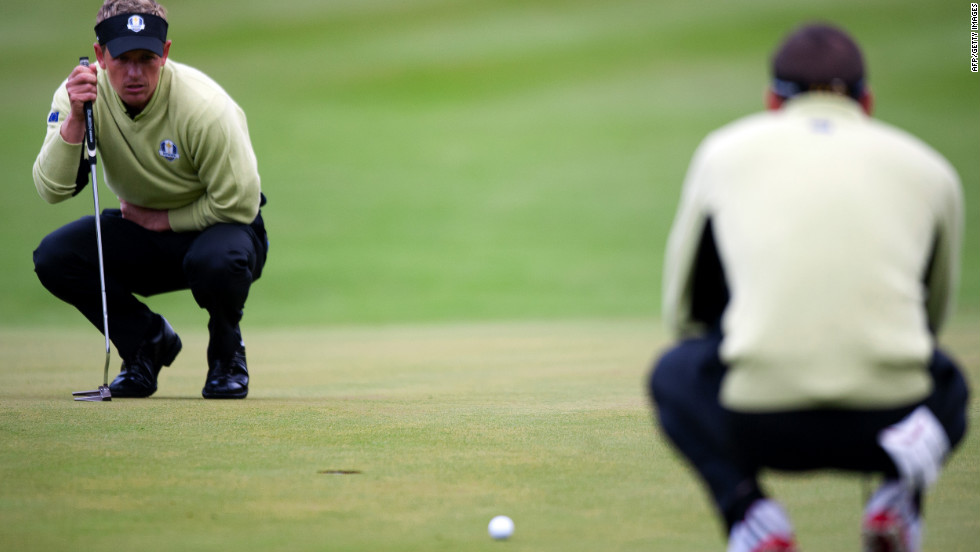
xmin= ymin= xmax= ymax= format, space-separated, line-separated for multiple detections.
xmin=752 ymin=535 xmax=799 ymax=552
xmin=862 ymin=510 xmax=908 ymax=552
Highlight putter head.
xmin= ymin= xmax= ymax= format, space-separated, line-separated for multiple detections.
xmin=72 ymin=384 xmax=112 ymax=402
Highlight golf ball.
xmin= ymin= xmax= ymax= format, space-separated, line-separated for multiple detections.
xmin=488 ymin=515 xmax=514 ymax=540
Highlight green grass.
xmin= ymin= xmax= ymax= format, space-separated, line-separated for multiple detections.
xmin=0 ymin=0 xmax=977 ymax=550
xmin=1 ymin=0 xmax=977 ymax=326
xmin=0 ymin=317 xmax=977 ymax=551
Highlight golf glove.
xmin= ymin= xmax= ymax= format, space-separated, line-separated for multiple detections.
xmin=877 ymin=405 xmax=950 ymax=490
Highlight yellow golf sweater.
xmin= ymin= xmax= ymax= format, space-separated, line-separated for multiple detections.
xmin=33 ymin=60 xmax=261 ymax=232
xmin=663 ymin=94 xmax=963 ymax=411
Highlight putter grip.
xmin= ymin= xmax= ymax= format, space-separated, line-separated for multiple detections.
xmin=79 ymin=57 xmax=97 ymax=160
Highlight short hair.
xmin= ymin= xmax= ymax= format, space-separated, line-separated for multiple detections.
xmin=771 ymin=23 xmax=865 ymax=99
xmin=96 ymin=0 xmax=167 ymax=24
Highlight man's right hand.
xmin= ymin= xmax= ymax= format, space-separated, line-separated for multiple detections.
xmin=60 ymin=63 xmax=98 ymax=145
xmin=878 ymin=405 xmax=950 ymax=491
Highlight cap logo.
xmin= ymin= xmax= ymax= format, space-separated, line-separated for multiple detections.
xmin=127 ymin=15 xmax=145 ymax=33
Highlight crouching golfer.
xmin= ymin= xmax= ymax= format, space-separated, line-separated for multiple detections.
xmin=647 ymin=23 xmax=968 ymax=551
xmin=32 ymin=0 xmax=268 ymax=399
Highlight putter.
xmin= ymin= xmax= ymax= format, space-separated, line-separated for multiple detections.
xmin=72 ymin=56 xmax=112 ymax=402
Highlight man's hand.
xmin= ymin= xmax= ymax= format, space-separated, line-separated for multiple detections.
xmin=60 ymin=63 xmax=99 ymax=145
xmin=120 ymin=200 xmax=172 ymax=232
xmin=878 ymin=405 xmax=950 ymax=490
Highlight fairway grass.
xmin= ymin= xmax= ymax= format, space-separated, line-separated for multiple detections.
xmin=2 ymin=0 xmax=977 ymax=327
xmin=1 ymin=317 xmax=977 ymax=551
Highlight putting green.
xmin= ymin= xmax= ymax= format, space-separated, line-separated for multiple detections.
xmin=0 ymin=318 xmax=976 ymax=551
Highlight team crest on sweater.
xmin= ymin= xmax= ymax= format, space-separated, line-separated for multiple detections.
xmin=158 ymin=139 xmax=180 ymax=161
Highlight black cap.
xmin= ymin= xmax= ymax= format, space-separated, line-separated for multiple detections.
xmin=95 ymin=13 xmax=168 ymax=57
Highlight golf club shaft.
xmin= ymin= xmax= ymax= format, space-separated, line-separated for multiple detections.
xmin=92 ymin=161 xmax=110 ymax=386
xmin=80 ymin=57 xmax=111 ymax=386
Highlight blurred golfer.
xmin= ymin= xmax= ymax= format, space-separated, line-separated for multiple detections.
xmin=33 ymin=0 xmax=268 ymax=399
xmin=648 ymin=23 xmax=968 ymax=552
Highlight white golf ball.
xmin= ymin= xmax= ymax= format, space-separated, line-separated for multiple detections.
xmin=488 ymin=515 xmax=514 ymax=540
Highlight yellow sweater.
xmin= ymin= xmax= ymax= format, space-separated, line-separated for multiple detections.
xmin=34 ymin=60 xmax=261 ymax=232
xmin=663 ymin=94 xmax=962 ymax=411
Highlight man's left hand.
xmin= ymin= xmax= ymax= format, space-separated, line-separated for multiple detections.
xmin=120 ymin=200 xmax=172 ymax=232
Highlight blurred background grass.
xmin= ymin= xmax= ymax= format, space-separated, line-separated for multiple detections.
xmin=0 ymin=0 xmax=975 ymax=330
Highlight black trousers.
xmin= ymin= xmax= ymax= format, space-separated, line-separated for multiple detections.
xmin=33 ymin=208 xmax=268 ymax=363
xmin=648 ymin=332 xmax=969 ymax=532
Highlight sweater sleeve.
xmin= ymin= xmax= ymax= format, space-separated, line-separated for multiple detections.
xmin=923 ymin=162 xmax=963 ymax=334
xmin=33 ymin=81 xmax=85 ymax=204
xmin=663 ymin=138 xmax=715 ymax=338
xmin=167 ymin=98 xmax=260 ymax=232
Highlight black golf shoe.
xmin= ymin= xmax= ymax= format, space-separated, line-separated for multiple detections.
xmin=109 ymin=316 xmax=182 ymax=398
xmin=202 ymin=346 xmax=249 ymax=399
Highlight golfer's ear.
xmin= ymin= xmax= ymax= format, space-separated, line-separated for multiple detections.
xmin=765 ymin=88 xmax=784 ymax=111
xmin=859 ymin=87 xmax=874 ymax=116
xmin=94 ymin=43 xmax=107 ymax=69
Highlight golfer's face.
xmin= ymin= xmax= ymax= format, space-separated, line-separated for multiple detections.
xmin=104 ymin=48 xmax=167 ymax=112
